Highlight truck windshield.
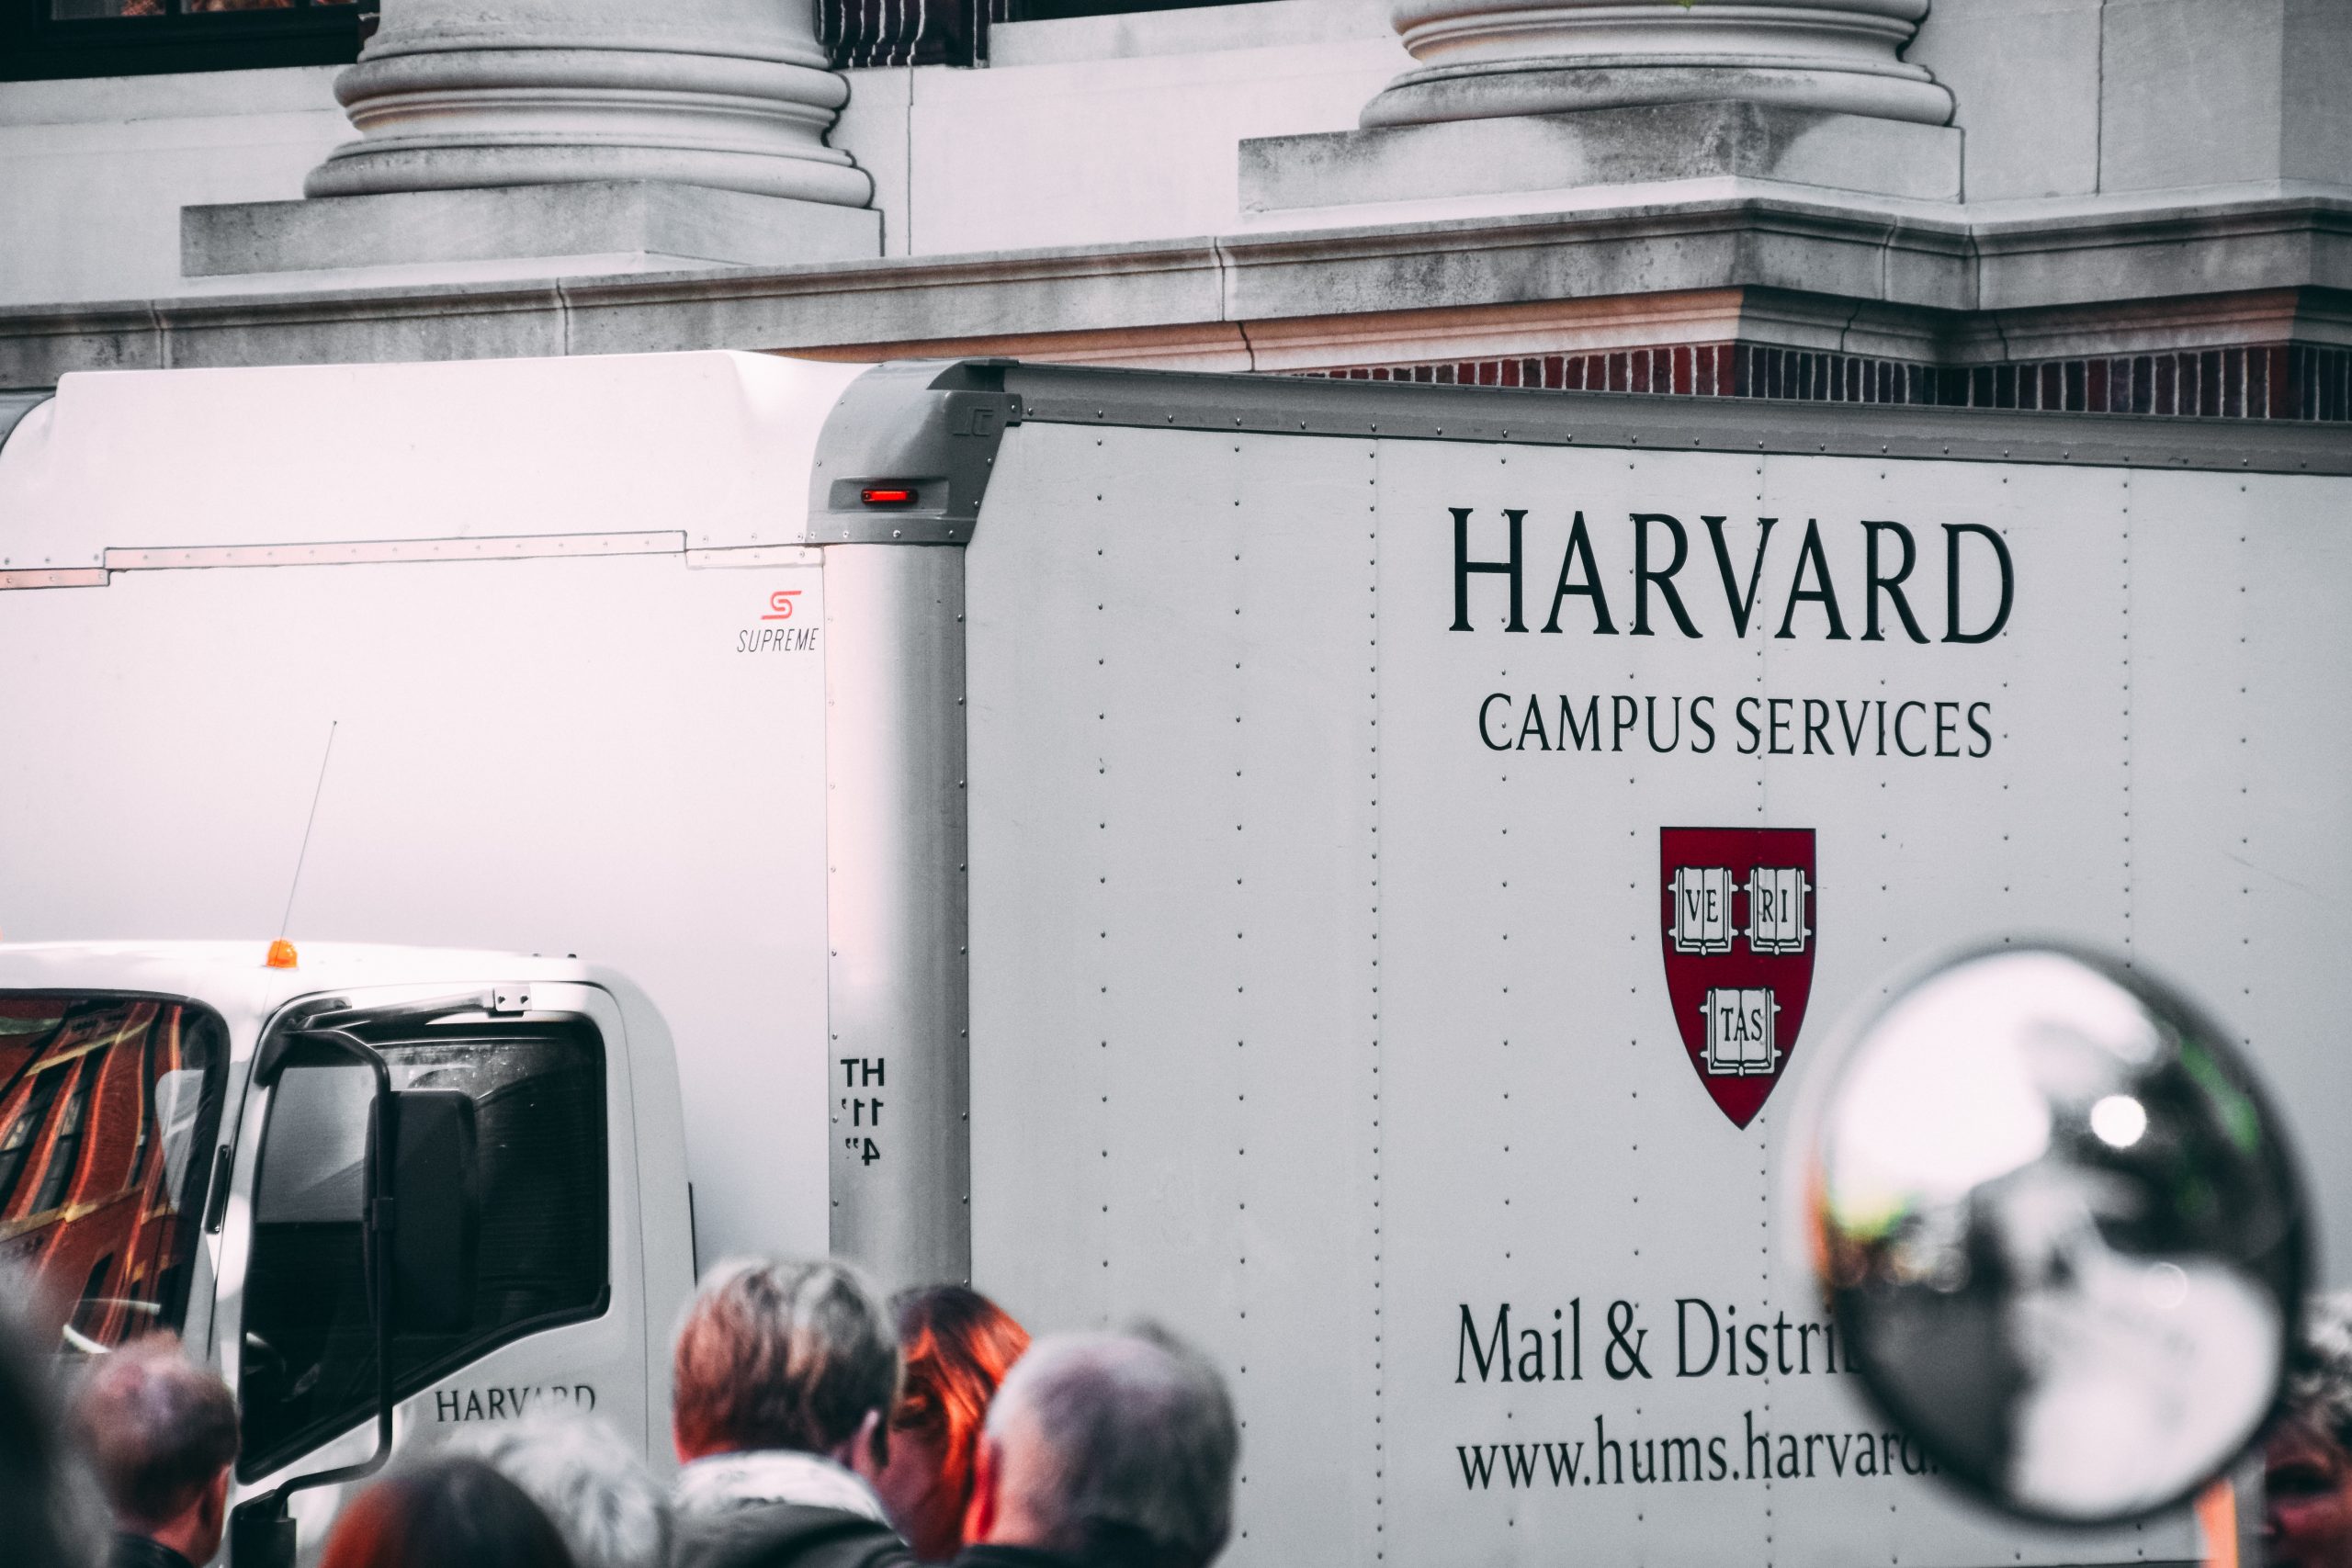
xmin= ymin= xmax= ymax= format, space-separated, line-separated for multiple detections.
xmin=0 ymin=995 xmax=228 ymax=1354
xmin=238 ymin=1014 xmax=607 ymax=1479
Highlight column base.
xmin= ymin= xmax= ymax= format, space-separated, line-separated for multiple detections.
xmin=1361 ymin=60 xmax=1954 ymax=131
xmin=1241 ymin=101 xmax=1962 ymax=214
xmin=183 ymin=180 xmax=881 ymax=280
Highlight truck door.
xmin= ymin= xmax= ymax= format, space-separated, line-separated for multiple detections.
xmin=213 ymin=983 xmax=649 ymax=1550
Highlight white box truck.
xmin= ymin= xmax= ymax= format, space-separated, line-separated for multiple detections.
xmin=0 ymin=352 xmax=2344 ymax=1566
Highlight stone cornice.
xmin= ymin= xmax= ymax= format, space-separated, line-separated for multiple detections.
xmin=1 ymin=188 xmax=2346 ymax=389
xmin=1967 ymin=191 xmax=2352 ymax=310
xmin=1211 ymin=196 xmax=1973 ymax=324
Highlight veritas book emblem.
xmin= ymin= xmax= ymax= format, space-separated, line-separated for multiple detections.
xmin=1659 ymin=828 xmax=1816 ymax=1128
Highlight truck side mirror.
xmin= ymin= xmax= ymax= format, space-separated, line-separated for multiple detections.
xmin=390 ymin=1088 xmax=479 ymax=1334
xmin=1800 ymin=944 xmax=2309 ymax=1526
xmin=229 ymin=1496 xmax=296 ymax=1568
xmin=232 ymin=1029 xmax=486 ymax=1568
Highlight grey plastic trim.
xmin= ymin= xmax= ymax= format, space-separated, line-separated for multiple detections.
xmin=807 ymin=359 xmax=2344 ymax=548
xmin=808 ymin=359 xmax=987 ymax=1288
xmin=821 ymin=544 xmax=971 ymax=1293
xmin=107 ymin=532 xmax=684 ymax=571
xmin=998 ymin=364 xmax=2352 ymax=477
xmin=0 ymin=390 xmax=50 ymax=456
xmin=804 ymin=361 xmax=1021 ymax=546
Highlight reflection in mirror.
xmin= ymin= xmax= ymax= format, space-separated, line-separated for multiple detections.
xmin=254 ymin=1063 xmax=373 ymax=1225
xmin=1807 ymin=946 xmax=2308 ymax=1525
xmin=153 ymin=1066 xmax=207 ymax=1214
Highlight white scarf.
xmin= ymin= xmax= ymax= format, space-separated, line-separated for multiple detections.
xmin=673 ymin=1449 xmax=890 ymax=1526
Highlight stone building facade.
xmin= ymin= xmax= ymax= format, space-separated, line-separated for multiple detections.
xmin=0 ymin=0 xmax=2345 ymax=422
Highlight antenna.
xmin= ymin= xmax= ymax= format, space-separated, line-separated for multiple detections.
xmin=279 ymin=720 xmax=339 ymax=942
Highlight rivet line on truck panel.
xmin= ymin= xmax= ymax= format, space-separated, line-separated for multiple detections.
xmin=1362 ymin=440 xmax=1387 ymax=1548
xmin=99 ymin=531 xmax=685 ymax=572
xmin=0 ymin=568 xmax=107 ymax=591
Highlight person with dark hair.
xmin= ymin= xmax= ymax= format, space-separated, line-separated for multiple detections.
xmin=69 ymin=1336 xmax=237 ymax=1568
xmin=875 ymin=1288 xmax=1029 ymax=1562
xmin=0 ymin=1276 xmax=105 ymax=1568
xmin=671 ymin=1258 xmax=914 ymax=1568
xmin=444 ymin=1413 xmax=672 ymax=1568
xmin=318 ymin=1455 xmax=575 ymax=1568
xmin=957 ymin=1325 xmax=1237 ymax=1568
xmin=2268 ymin=1293 xmax=2352 ymax=1568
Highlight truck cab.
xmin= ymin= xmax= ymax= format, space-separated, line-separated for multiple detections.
xmin=0 ymin=942 xmax=693 ymax=1540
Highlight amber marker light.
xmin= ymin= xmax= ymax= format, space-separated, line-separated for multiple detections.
xmin=266 ymin=939 xmax=299 ymax=969
xmin=860 ymin=486 xmax=916 ymax=507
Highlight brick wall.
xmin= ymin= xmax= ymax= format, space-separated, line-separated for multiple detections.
xmin=1304 ymin=342 xmax=2352 ymax=421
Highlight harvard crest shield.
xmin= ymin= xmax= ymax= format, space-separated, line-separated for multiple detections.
xmin=1658 ymin=827 xmax=1816 ymax=1128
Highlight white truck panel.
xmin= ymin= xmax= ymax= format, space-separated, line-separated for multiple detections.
xmin=5 ymin=353 xmax=2344 ymax=1568
xmin=967 ymin=422 xmax=1386 ymax=1564
xmin=1369 ymin=439 xmax=2154 ymax=1568
xmin=966 ymin=396 xmax=2351 ymax=1568
xmin=0 ymin=352 xmax=870 ymax=564
xmin=0 ymin=548 xmax=831 ymax=1265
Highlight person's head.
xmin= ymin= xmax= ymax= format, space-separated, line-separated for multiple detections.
xmin=874 ymin=1286 xmax=1030 ymax=1562
xmin=69 ymin=1334 xmax=237 ymax=1564
xmin=2268 ymin=1294 xmax=2352 ymax=1568
xmin=671 ymin=1258 xmax=899 ymax=1478
xmin=319 ymin=1455 xmax=574 ymax=1568
xmin=971 ymin=1325 xmax=1238 ymax=1568
xmin=442 ymin=1415 xmax=669 ymax=1568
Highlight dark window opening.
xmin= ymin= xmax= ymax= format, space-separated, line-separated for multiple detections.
xmin=67 ymin=1253 xmax=119 ymax=1344
xmin=53 ymin=1 xmax=354 ymax=14
xmin=238 ymin=1012 xmax=608 ymax=1480
xmin=130 ymin=1024 xmax=159 ymax=1179
xmin=0 ymin=0 xmax=367 ymax=83
xmin=1006 ymin=0 xmax=1262 ymax=17
xmin=29 ymin=1055 xmax=100 ymax=1216
xmin=0 ymin=1066 xmax=70 ymax=1215
xmin=821 ymin=0 xmax=1261 ymax=68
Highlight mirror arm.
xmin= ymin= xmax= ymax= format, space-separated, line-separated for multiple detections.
xmin=233 ymin=1026 xmax=398 ymax=1564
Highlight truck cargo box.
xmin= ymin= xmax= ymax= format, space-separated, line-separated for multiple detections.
xmin=3 ymin=352 xmax=2346 ymax=1567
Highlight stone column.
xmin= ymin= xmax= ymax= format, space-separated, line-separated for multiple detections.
xmin=1363 ymin=0 xmax=1952 ymax=129
xmin=184 ymin=0 xmax=879 ymax=278
xmin=306 ymin=0 xmax=869 ymax=206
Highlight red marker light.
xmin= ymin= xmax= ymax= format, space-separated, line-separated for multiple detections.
xmin=860 ymin=486 xmax=916 ymax=507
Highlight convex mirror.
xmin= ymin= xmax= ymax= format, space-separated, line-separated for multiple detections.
xmin=1804 ymin=945 xmax=2308 ymax=1524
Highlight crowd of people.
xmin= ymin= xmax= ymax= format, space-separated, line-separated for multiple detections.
xmin=4 ymin=1259 xmax=1238 ymax=1568
xmin=18 ymin=1265 xmax=2352 ymax=1568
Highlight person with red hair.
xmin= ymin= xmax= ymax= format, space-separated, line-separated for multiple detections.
xmin=874 ymin=1287 xmax=1030 ymax=1563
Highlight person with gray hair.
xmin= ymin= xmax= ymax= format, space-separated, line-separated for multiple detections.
xmin=444 ymin=1413 xmax=672 ymax=1568
xmin=955 ymin=1325 xmax=1238 ymax=1568
xmin=669 ymin=1258 xmax=914 ymax=1568
xmin=67 ymin=1335 xmax=238 ymax=1568
xmin=2267 ymin=1292 xmax=2352 ymax=1568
